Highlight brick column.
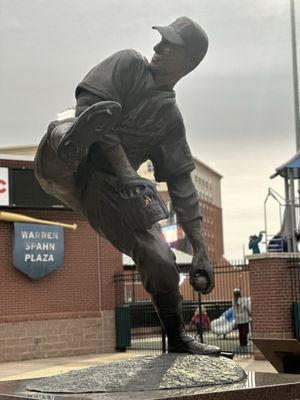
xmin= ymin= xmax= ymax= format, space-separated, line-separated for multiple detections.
xmin=248 ymin=254 xmax=296 ymax=359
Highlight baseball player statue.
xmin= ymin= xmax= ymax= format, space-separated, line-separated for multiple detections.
xmin=35 ymin=16 xmax=220 ymax=355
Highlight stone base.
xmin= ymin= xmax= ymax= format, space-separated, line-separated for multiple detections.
xmin=0 ymin=371 xmax=300 ymax=399
xmin=0 ymin=355 xmax=300 ymax=400
xmin=26 ymin=354 xmax=246 ymax=392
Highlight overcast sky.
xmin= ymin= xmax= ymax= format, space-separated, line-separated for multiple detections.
xmin=0 ymin=0 xmax=299 ymax=259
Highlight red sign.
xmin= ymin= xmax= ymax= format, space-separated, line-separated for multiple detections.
xmin=0 ymin=179 xmax=7 ymax=193
xmin=0 ymin=168 xmax=9 ymax=205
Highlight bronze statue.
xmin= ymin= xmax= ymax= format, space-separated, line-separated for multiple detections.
xmin=34 ymin=16 xmax=220 ymax=355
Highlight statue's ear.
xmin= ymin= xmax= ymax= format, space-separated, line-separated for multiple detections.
xmin=186 ymin=55 xmax=201 ymax=71
xmin=191 ymin=56 xmax=201 ymax=66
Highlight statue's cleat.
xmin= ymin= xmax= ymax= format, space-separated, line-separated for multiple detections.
xmin=57 ymin=101 xmax=122 ymax=167
xmin=220 ymin=352 xmax=234 ymax=359
xmin=168 ymin=334 xmax=221 ymax=356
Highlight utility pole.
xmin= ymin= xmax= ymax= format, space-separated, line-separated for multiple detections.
xmin=289 ymin=0 xmax=300 ymax=251
xmin=290 ymin=0 xmax=300 ymax=151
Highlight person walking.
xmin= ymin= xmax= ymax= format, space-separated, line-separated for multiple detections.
xmin=233 ymin=288 xmax=251 ymax=348
xmin=191 ymin=306 xmax=210 ymax=340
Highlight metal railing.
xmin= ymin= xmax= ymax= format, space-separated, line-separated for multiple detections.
xmin=114 ymin=259 xmax=252 ymax=357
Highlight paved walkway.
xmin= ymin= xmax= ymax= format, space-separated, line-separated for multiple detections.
xmin=0 ymin=353 xmax=277 ymax=382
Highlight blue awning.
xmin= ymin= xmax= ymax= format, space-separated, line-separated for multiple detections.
xmin=270 ymin=151 xmax=300 ymax=179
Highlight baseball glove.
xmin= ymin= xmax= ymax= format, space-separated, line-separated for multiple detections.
xmin=119 ymin=177 xmax=169 ymax=230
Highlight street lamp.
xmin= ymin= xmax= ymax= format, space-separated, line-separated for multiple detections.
xmin=290 ymin=0 xmax=300 ymax=150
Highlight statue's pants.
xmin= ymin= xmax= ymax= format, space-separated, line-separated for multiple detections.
xmin=34 ymin=131 xmax=180 ymax=296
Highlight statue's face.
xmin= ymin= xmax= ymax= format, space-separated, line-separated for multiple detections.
xmin=149 ymin=38 xmax=188 ymax=77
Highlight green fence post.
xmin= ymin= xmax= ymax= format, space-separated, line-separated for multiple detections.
xmin=293 ymin=301 xmax=300 ymax=339
xmin=115 ymin=305 xmax=131 ymax=351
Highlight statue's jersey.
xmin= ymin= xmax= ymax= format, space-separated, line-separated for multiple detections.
xmin=76 ymin=49 xmax=195 ymax=182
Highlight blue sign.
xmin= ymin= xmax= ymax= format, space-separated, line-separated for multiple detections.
xmin=12 ymin=223 xmax=64 ymax=280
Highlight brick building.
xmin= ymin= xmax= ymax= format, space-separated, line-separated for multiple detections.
xmin=0 ymin=156 xmax=123 ymax=362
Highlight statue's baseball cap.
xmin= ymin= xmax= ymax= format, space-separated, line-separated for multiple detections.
xmin=152 ymin=16 xmax=208 ymax=61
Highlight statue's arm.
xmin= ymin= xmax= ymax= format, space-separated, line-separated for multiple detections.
xmin=76 ymin=90 xmax=139 ymax=181
xmin=167 ymin=173 xmax=214 ymax=294
xmin=106 ymin=145 xmax=140 ymax=181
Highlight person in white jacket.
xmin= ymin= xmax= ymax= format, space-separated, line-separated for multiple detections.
xmin=233 ymin=288 xmax=251 ymax=347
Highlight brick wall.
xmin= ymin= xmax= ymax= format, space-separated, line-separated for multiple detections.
xmin=0 ymin=158 xmax=123 ymax=361
xmin=248 ymin=254 xmax=296 ymax=359
xmin=0 ymin=311 xmax=115 ymax=362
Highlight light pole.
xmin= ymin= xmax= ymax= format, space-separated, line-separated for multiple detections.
xmin=290 ymin=0 xmax=300 ymax=151
xmin=289 ymin=0 xmax=300 ymax=251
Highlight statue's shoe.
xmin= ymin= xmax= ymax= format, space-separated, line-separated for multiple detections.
xmin=168 ymin=334 xmax=221 ymax=356
xmin=57 ymin=101 xmax=122 ymax=167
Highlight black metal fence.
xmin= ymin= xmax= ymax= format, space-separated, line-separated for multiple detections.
xmin=114 ymin=259 xmax=252 ymax=357
xmin=288 ymin=256 xmax=300 ymax=340
xmin=289 ymin=257 xmax=300 ymax=302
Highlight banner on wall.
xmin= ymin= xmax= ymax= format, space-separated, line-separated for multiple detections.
xmin=0 ymin=167 xmax=9 ymax=206
xmin=12 ymin=223 xmax=64 ymax=280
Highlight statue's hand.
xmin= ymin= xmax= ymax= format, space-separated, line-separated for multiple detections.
xmin=117 ymin=172 xmax=169 ymax=230
xmin=118 ymin=168 xmax=144 ymax=198
xmin=189 ymin=253 xmax=214 ymax=294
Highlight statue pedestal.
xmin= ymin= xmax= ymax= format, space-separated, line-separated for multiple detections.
xmin=0 ymin=354 xmax=300 ymax=400
xmin=0 ymin=372 xmax=300 ymax=400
